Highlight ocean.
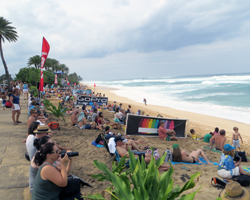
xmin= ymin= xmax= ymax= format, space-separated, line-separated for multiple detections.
xmin=87 ymin=73 xmax=250 ymax=125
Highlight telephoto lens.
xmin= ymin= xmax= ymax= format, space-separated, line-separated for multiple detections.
xmin=61 ymin=151 xmax=79 ymax=158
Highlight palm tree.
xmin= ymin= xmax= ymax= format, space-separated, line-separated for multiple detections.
xmin=0 ymin=17 xmax=18 ymax=87
xmin=27 ymin=55 xmax=41 ymax=69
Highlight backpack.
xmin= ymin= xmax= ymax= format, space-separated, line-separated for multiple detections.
xmin=234 ymin=151 xmax=247 ymax=162
xmin=232 ymin=174 xmax=250 ymax=187
xmin=5 ymin=100 xmax=12 ymax=108
xmin=164 ymin=150 xmax=172 ymax=162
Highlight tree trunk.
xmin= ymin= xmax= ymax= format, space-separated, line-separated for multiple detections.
xmin=0 ymin=35 xmax=10 ymax=88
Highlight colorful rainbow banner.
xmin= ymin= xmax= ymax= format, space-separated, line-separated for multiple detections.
xmin=138 ymin=118 xmax=174 ymax=134
xmin=125 ymin=114 xmax=188 ymax=137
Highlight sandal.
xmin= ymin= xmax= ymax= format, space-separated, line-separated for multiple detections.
xmin=182 ymin=166 xmax=190 ymax=171
xmin=182 ymin=174 xmax=190 ymax=179
xmin=17 ymin=121 xmax=22 ymax=123
xmin=180 ymin=176 xmax=186 ymax=182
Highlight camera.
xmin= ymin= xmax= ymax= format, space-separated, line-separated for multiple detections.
xmin=61 ymin=151 xmax=79 ymax=158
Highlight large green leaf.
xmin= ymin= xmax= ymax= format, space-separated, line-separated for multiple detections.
xmin=128 ymin=148 xmax=137 ymax=173
xmin=155 ymin=152 xmax=167 ymax=168
xmin=93 ymin=160 xmax=112 ymax=182
xmin=158 ymin=164 xmax=174 ymax=199
xmin=107 ymin=170 xmax=134 ymax=200
xmin=119 ymin=172 xmax=131 ymax=189
xmin=91 ymin=173 xmax=109 ymax=181
xmin=178 ymin=186 xmax=201 ymax=200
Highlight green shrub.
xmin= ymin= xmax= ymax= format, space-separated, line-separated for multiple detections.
xmin=84 ymin=150 xmax=202 ymax=200
xmin=46 ymin=101 xmax=69 ymax=121
xmin=30 ymin=86 xmax=39 ymax=97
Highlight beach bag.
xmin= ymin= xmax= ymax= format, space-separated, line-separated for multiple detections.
xmin=232 ymin=174 xmax=250 ymax=187
xmin=59 ymin=176 xmax=83 ymax=200
xmin=164 ymin=150 xmax=172 ymax=162
xmin=48 ymin=122 xmax=60 ymax=130
xmin=211 ymin=177 xmax=228 ymax=189
xmin=147 ymin=148 xmax=160 ymax=160
xmin=234 ymin=151 xmax=247 ymax=162
xmin=5 ymin=100 xmax=12 ymax=108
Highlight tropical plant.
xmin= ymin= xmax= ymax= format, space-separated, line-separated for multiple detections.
xmin=28 ymin=55 xmax=41 ymax=69
xmin=0 ymin=16 xmax=18 ymax=87
xmin=84 ymin=150 xmax=202 ymax=200
xmin=43 ymin=98 xmax=53 ymax=109
xmin=30 ymin=86 xmax=39 ymax=97
xmin=46 ymin=101 xmax=69 ymax=121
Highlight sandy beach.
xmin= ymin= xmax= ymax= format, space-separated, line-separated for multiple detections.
xmin=1 ymin=88 xmax=249 ymax=200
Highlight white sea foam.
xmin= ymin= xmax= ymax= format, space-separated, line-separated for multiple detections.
xmin=83 ymin=74 xmax=250 ymax=124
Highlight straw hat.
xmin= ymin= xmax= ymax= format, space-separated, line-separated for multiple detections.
xmin=33 ymin=125 xmax=52 ymax=134
xmin=220 ymin=182 xmax=250 ymax=199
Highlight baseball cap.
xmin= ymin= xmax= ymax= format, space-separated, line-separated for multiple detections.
xmin=223 ymin=144 xmax=235 ymax=151
xmin=115 ymin=136 xmax=124 ymax=143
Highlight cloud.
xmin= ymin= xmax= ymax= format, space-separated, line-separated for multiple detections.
xmin=0 ymin=0 xmax=250 ymax=80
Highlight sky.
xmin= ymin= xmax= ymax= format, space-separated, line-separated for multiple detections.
xmin=0 ymin=0 xmax=250 ymax=81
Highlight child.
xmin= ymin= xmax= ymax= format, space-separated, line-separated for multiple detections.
xmin=217 ymin=144 xmax=245 ymax=179
xmin=190 ymin=129 xmax=202 ymax=140
xmin=2 ymin=92 xmax=6 ymax=110
xmin=203 ymin=132 xmax=214 ymax=143
xmin=232 ymin=127 xmax=243 ymax=151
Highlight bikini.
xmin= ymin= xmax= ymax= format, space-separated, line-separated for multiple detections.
xmin=191 ymin=156 xmax=196 ymax=163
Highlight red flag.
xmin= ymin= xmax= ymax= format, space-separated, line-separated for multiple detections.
xmin=39 ymin=37 xmax=50 ymax=91
xmin=66 ymin=75 xmax=68 ymax=81
xmin=54 ymin=74 xmax=58 ymax=84
xmin=94 ymin=83 xmax=96 ymax=87
xmin=74 ymin=82 xmax=76 ymax=85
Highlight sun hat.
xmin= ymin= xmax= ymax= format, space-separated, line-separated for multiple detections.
xmin=33 ymin=125 xmax=52 ymax=134
xmin=219 ymin=182 xmax=250 ymax=199
xmin=224 ymin=144 xmax=235 ymax=151
xmin=172 ymin=144 xmax=179 ymax=149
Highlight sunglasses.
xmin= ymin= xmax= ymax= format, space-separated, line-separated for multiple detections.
xmin=50 ymin=149 xmax=60 ymax=154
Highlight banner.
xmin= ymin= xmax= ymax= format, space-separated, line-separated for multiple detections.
xmin=39 ymin=37 xmax=50 ymax=91
xmin=125 ymin=114 xmax=188 ymax=137
xmin=77 ymin=95 xmax=108 ymax=105
xmin=54 ymin=74 xmax=58 ymax=84
xmin=72 ymin=89 xmax=92 ymax=95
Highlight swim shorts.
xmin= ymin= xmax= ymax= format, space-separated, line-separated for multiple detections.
xmin=232 ymin=139 xmax=240 ymax=148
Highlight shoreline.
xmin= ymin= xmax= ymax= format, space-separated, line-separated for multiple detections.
xmin=85 ymin=84 xmax=250 ymax=153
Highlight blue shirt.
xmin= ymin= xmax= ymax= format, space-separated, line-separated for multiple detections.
xmin=23 ymin=84 xmax=28 ymax=89
xmin=11 ymin=94 xmax=19 ymax=104
xmin=78 ymin=112 xmax=85 ymax=123
xmin=91 ymin=105 xmax=96 ymax=111
xmin=218 ymin=154 xmax=235 ymax=175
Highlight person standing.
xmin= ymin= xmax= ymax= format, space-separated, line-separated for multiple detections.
xmin=143 ymin=98 xmax=147 ymax=105
xmin=10 ymin=88 xmax=21 ymax=125
xmin=23 ymin=82 xmax=29 ymax=100
xmin=2 ymin=92 xmax=6 ymax=110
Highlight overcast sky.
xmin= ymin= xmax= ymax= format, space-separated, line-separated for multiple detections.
xmin=1 ymin=0 xmax=250 ymax=81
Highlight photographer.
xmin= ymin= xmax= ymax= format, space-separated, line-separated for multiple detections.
xmin=32 ymin=143 xmax=73 ymax=200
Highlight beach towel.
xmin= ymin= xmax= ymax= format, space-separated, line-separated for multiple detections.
xmin=242 ymin=166 xmax=250 ymax=173
xmin=171 ymin=157 xmax=218 ymax=165
xmin=91 ymin=140 xmax=104 ymax=148
xmin=203 ymin=146 xmax=222 ymax=154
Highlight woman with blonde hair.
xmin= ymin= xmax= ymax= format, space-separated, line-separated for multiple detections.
xmin=217 ymin=144 xmax=246 ymax=179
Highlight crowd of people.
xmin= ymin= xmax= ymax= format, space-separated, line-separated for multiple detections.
xmin=0 ymin=81 xmax=248 ymax=199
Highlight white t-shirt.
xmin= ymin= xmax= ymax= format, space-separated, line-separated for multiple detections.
xmin=26 ymin=135 xmax=36 ymax=161
xmin=16 ymin=85 xmax=20 ymax=89
xmin=108 ymin=137 xmax=116 ymax=154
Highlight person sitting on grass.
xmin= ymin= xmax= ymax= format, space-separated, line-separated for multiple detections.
xmin=203 ymin=132 xmax=214 ymax=143
xmin=115 ymin=137 xmax=170 ymax=171
xmin=78 ymin=107 xmax=101 ymax=130
xmin=172 ymin=144 xmax=213 ymax=164
xmin=158 ymin=121 xmax=178 ymax=141
xmin=217 ymin=144 xmax=246 ymax=179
